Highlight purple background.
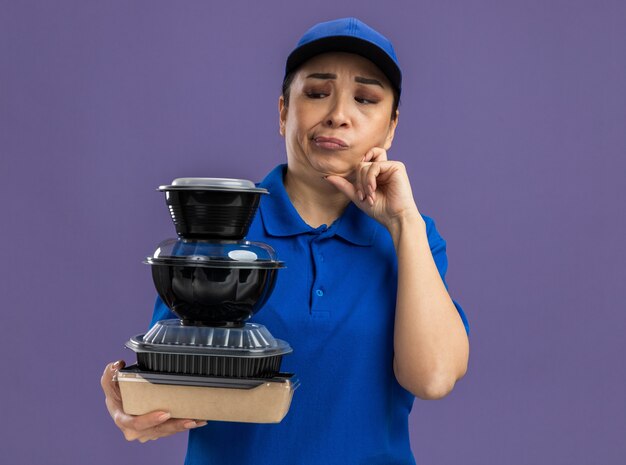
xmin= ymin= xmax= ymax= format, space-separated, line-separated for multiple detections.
xmin=1 ymin=1 xmax=625 ymax=464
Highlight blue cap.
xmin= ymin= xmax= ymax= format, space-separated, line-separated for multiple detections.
xmin=285 ymin=17 xmax=402 ymax=95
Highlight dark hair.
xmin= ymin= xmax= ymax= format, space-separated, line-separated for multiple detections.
xmin=281 ymin=70 xmax=400 ymax=120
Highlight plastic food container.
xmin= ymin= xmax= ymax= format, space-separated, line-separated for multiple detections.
xmin=145 ymin=239 xmax=284 ymax=326
xmin=116 ymin=366 xmax=299 ymax=423
xmin=126 ymin=320 xmax=292 ymax=378
xmin=158 ymin=178 xmax=269 ymax=240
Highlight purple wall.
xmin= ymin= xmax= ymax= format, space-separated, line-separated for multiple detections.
xmin=2 ymin=1 xmax=625 ymax=464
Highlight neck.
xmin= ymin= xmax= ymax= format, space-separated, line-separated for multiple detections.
xmin=284 ymin=166 xmax=350 ymax=228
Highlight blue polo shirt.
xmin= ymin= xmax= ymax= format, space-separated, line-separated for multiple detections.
xmin=150 ymin=164 xmax=469 ymax=465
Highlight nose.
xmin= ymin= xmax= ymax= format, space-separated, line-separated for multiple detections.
xmin=324 ymin=94 xmax=351 ymax=128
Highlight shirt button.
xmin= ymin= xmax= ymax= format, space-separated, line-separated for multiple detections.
xmin=315 ymin=289 xmax=324 ymax=297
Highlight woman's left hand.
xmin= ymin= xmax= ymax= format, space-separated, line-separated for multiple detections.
xmin=324 ymin=147 xmax=420 ymax=230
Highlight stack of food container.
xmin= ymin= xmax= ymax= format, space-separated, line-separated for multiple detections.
xmin=116 ymin=178 xmax=298 ymax=423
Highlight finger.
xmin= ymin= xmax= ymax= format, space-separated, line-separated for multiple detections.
xmin=324 ymin=175 xmax=359 ymax=203
xmin=365 ymin=163 xmax=382 ymax=205
xmin=117 ymin=412 xmax=205 ymax=442
xmin=151 ymin=419 xmax=208 ymax=439
xmin=137 ymin=419 xmax=208 ymax=443
xmin=351 ymin=165 xmax=364 ymax=202
xmin=156 ymin=419 xmax=207 ymax=435
xmin=182 ymin=420 xmax=208 ymax=429
xmin=358 ymin=164 xmax=376 ymax=204
xmin=363 ymin=147 xmax=388 ymax=163
xmin=101 ymin=361 xmax=125 ymax=403
xmin=122 ymin=410 xmax=174 ymax=432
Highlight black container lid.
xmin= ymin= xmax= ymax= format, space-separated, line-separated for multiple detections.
xmin=158 ymin=177 xmax=269 ymax=194
xmin=145 ymin=238 xmax=285 ymax=269
xmin=118 ymin=365 xmax=299 ymax=390
xmin=126 ymin=320 xmax=293 ymax=358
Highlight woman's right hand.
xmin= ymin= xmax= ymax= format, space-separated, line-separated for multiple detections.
xmin=101 ymin=360 xmax=207 ymax=442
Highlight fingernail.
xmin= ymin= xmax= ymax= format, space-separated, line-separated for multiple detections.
xmin=196 ymin=421 xmax=208 ymax=427
xmin=184 ymin=421 xmax=199 ymax=429
xmin=111 ymin=361 xmax=120 ymax=370
xmin=158 ymin=413 xmax=171 ymax=422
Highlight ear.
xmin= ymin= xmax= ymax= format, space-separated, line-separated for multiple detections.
xmin=279 ymin=95 xmax=287 ymax=137
xmin=383 ymin=110 xmax=399 ymax=150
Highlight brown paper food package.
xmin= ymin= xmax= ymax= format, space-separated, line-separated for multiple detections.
xmin=116 ymin=371 xmax=297 ymax=424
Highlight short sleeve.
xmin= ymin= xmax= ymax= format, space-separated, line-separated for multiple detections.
xmin=422 ymin=214 xmax=471 ymax=336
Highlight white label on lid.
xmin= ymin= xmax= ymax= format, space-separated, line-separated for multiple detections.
xmin=228 ymin=250 xmax=258 ymax=261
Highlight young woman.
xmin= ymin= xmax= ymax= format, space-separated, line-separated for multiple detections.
xmin=101 ymin=17 xmax=470 ymax=464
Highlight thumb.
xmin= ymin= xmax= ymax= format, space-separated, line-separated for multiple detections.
xmin=324 ymin=175 xmax=358 ymax=202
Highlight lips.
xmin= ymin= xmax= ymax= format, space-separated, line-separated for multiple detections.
xmin=313 ymin=136 xmax=348 ymax=150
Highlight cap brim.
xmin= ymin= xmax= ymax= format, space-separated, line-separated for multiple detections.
xmin=285 ymin=36 xmax=401 ymax=94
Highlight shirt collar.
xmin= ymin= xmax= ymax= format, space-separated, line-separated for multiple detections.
xmin=258 ymin=164 xmax=377 ymax=246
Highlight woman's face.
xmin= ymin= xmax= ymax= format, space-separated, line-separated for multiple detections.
xmin=279 ymin=52 xmax=398 ymax=179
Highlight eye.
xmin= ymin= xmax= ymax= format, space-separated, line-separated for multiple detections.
xmin=305 ymin=91 xmax=328 ymax=99
xmin=355 ymin=96 xmax=378 ymax=104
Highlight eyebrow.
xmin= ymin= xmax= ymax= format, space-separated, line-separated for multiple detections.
xmin=354 ymin=76 xmax=384 ymax=88
xmin=306 ymin=73 xmax=384 ymax=89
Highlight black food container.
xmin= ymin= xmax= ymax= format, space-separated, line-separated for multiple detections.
xmin=126 ymin=319 xmax=292 ymax=378
xmin=158 ymin=178 xmax=268 ymax=240
xmin=145 ymin=238 xmax=285 ymax=327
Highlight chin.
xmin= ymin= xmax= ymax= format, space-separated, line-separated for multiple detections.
xmin=308 ymin=157 xmax=358 ymax=178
